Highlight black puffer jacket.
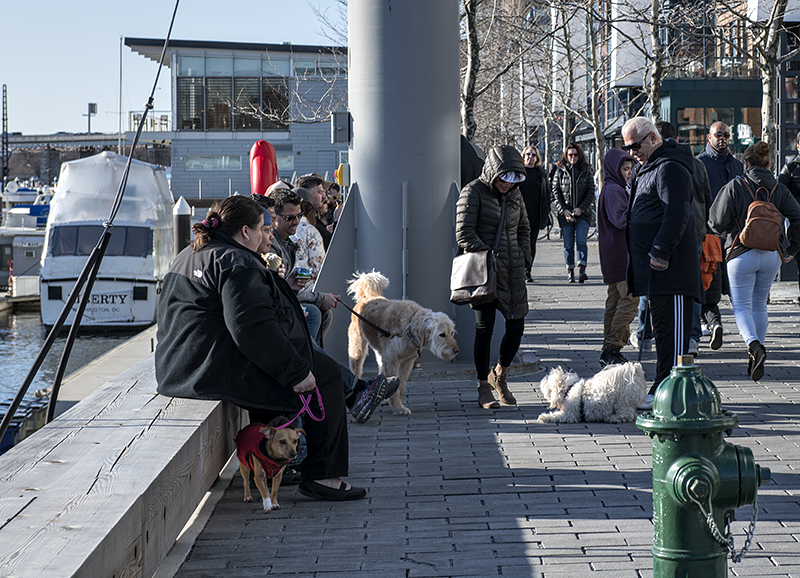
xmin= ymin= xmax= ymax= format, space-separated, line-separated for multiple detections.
xmin=709 ymin=167 xmax=800 ymax=261
xmin=626 ymin=139 xmax=701 ymax=301
xmin=155 ymin=232 xmax=314 ymax=412
xmin=456 ymin=145 xmax=531 ymax=319
xmin=551 ymin=163 xmax=595 ymax=227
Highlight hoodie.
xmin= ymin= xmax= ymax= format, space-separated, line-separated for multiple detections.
xmin=456 ymin=145 xmax=532 ymax=319
xmin=597 ymin=148 xmax=634 ymax=284
xmin=625 ymin=138 xmax=702 ymax=300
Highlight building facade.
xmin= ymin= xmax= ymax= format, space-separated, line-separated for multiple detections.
xmin=125 ymin=38 xmax=348 ymax=201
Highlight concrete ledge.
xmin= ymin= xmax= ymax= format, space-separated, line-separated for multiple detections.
xmin=0 ymin=355 xmax=242 ymax=578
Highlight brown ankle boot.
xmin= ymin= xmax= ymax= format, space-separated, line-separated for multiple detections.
xmin=477 ymin=382 xmax=500 ymax=409
xmin=489 ymin=367 xmax=517 ymax=405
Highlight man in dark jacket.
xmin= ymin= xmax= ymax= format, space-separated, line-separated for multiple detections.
xmin=779 ymin=130 xmax=800 ymax=297
xmin=696 ymin=121 xmax=742 ymax=350
xmin=622 ymin=117 xmax=702 ymax=410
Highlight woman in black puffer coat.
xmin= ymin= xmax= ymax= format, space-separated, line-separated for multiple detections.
xmin=551 ymin=143 xmax=595 ymax=283
xmin=456 ymin=145 xmax=532 ymax=409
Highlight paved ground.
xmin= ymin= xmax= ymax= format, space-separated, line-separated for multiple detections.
xmin=170 ymin=236 xmax=800 ymax=578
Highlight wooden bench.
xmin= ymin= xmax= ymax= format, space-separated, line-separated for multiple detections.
xmin=0 ymin=355 xmax=242 ymax=578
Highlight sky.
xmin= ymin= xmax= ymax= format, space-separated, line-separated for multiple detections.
xmin=0 ymin=0 xmax=345 ymax=136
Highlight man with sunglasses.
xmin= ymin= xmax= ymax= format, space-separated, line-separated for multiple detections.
xmin=271 ymin=189 xmax=340 ymax=348
xmin=622 ymin=117 xmax=702 ymax=410
xmin=697 ymin=122 xmax=742 ymax=352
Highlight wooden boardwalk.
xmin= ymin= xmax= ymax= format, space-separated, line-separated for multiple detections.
xmin=167 ymin=236 xmax=800 ymax=578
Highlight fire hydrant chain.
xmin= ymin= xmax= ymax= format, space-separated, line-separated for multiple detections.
xmin=692 ymin=494 xmax=758 ymax=563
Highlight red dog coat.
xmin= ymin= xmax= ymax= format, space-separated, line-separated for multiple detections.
xmin=235 ymin=422 xmax=288 ymax=479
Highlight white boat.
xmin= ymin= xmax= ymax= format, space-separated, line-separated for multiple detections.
xmin=0 ymin=184 xmax=50 ymax=290
xmin=40 ymin=152 xmax=174 ymax=329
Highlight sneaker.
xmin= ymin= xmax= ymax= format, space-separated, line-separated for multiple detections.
xmin=710 ymin=324 xmax=723 ymax=350
xmin=600 ymin=348 xmax=626 ymax=368
xmin=638 ymin=394 xmax=654 ymax=410
xmin=383 ymin=376 xmax=401 ymax=400
xmin=350 ymin=375 xmax=388 ymax=423
xmin=701 ymin=323 xmax=711 ymax=337
xmin=687 ymin=338 xmax=699 ymax=356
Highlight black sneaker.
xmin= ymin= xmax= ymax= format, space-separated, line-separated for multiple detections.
xmin=599 ymin=349 xmax=615 ymax=368
xmin=350 ymin=375 xmax=388 ymax=423
xmin=710 ymin=324 xmax=723 ymax=350
xmin=383 ymin=376 xmax=401 ymax=400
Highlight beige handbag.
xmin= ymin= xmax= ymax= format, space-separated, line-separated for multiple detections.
xmin=450 ymin=196 xmax=506 ymax=306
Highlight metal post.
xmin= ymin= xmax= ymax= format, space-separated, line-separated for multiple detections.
xmin=173 ymin=196 xmax=192 ymax=255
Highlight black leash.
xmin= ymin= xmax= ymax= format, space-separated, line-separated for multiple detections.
xmin=336 ymin=297 xmax=392 ymax=338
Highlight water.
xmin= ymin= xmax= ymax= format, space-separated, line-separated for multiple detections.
xmin=0 ymin=310 xmax=132 ymax=401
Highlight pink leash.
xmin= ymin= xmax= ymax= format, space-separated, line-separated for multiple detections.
xmin=276 ymin=385 xmax=326 ymax=429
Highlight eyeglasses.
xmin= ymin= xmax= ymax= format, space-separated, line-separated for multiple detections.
xmin=278 ymin=213 xmax=302 ymax=223
xmin=712 ymin=132 xmax=730 ymax=139
xmin=566 ymin=153 xmax=579 ymax=158
xmin=622 ymin=134 xmax=649 ymax=152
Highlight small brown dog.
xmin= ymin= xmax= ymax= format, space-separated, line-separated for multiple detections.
xmin=235 ymin=417 xmax=304 ymax=513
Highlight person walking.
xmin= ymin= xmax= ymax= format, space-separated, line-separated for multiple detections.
xmin=622 ymin=117 xmax=702 ymax=410
xmin=708 ymin=141 xmax=800 ymax=381
xmin=456 ymin=145 xmax=531 ymax=409
xmin=597 ymin=147 xmax=638 ymax=367
xmin=697 ymin=121 xmax=743 ymax=350
xmin=519 ymin=145 xmax=551 ymax=282
xmin=551 ymin=143 xmax=595 ymax=283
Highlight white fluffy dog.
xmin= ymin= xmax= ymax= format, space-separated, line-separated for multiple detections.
xmin=537 ymin=362 xmax=647 ymax=424
xmin=347 ymin=271 xmax=460 ymax=416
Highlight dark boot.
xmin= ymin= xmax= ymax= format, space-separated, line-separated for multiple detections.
xmin=578 ymin=265 xmax=588 ymax=283
xmin=568 ymin=269 xmax=576 ymax=283
xmin=748 ymin=341 xmax=767 ymax=381
xmin=478 ymin=382 xmax=500 ymax=409
xmin=489 ymin=367 xmax=516 ymax=405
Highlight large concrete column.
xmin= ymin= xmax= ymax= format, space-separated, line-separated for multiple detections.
xmin=348 ymin=0 xmax=460 ymax=313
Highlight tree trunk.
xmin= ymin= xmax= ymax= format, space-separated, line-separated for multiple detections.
xmin=649 ymin=0 xmax=663 ymax=122
xmin=461 ymin=0 xmax=480 ymax=141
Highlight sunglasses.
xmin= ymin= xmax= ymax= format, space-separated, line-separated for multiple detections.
xmin=712 ymin=132 xmax=731 ymax=139
xmin=622 ymin=134 xmax=649 ymax=152
xmin=278 ymin=213 xmax=302 ymax=223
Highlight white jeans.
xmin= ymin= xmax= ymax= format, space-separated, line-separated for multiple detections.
xmin=727 ymin=249 xmax=782 ymax=345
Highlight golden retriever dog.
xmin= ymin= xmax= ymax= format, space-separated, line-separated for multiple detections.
xmin=537 ymin=362 xmax=647 ymax=424
xmin=347 ymin=271 xmax=459 ymax=416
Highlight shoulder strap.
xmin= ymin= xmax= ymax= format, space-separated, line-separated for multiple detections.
xmin=493 ymin=196 xmax=507 ymax=252
xmin=737 ymin=176 xmax=757 ymax=202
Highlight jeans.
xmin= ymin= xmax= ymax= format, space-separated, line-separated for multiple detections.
xmin=727 ymin=249 xmax=781 ymax=345
xmin=636 ymin=296 xmax=654 ymax=340
xmin=561 ymin=218 xmax=589 ymax=270
xmin=303 ymin=304 xmax=333 ymax=347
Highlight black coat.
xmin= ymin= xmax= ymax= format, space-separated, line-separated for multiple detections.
xmin=778 ymin=155 xmax=800 ymax=205
xmin=626 ymin=139 xmax=702 ymax=301
xmin=519 ymin=165 xmax=551 ymax=232
xmin=551 ymin=164 xmax=595 ymax=227
xmin=155 ymin=233 xmax=313 ymax=412
xmin=456 ymin=145 xmax=531 ymax=319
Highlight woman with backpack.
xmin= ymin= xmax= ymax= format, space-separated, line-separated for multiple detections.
xmin=709 ymin=141 xmax=800 ymax=381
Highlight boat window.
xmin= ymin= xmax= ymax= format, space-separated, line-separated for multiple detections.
xmin=49 ymin=226 xmax=153 ymax=258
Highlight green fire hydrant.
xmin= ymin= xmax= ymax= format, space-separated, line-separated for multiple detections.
xmin=636 ymin=356 xmax=770 ymax=577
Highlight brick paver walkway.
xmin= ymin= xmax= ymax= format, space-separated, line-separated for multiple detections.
xmin=174 ymin=236 xmax=800 ymax=578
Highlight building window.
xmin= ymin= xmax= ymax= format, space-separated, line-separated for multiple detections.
xmin=262 ymin=78 xmax=289 ymax=129
xmin=185 ymin=155 xmax=243 ymax=171
xmin=263 ymin=59 xmax=290 ymax=77
xmin=294 ymin=60 xmax=317 ymax=77
xmin=234 ymin=78 xmax=261 ymax=130
xmin=276 ymin=154 xmax=294 ymax=171
xmin=177 ymin=77 xmax=205 ymax=130
xmin=177 ymin=56 xmax=204 ymax=76
xmin=206 ymin=78 xmax=232 ymax=129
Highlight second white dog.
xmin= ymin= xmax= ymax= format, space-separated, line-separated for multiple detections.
xmin=537 ymin=362 xmax=647 ymax=424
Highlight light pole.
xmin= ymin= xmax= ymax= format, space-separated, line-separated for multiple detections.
xmin=84 ymin=103 xmax=97 ymax=133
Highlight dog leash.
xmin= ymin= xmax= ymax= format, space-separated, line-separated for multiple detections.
xmin=335 ymin=296 xmax=422 ymax=350
xmin=276 ymin=385 xmax=326 ymax=429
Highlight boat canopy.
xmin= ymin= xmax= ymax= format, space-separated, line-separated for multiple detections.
xmin=45 ymin=152 xmax=174 ymax=278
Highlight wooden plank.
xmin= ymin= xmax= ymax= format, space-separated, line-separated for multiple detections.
xmin=0 ymin=354 xmax=243 ymax=578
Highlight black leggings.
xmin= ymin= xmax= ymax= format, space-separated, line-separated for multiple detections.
xmin=473 ymin=302 xmax=525 ymax=380
xmin=246 ymin=349 xmax=349 ymax=481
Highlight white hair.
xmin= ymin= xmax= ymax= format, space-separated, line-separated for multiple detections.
xmin=622 ymin=117 xmax=659 ymax=140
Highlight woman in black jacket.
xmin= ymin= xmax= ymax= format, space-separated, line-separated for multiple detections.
xmin=551 ymin=143 xmax=595 ymax=283
xmin=456 ymin=145 xmax=531 ymax=409
xmin=155 ymin=196 xmax=365 ymax=501
xmin=520 ymin=146 xmax=551 ymax=282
